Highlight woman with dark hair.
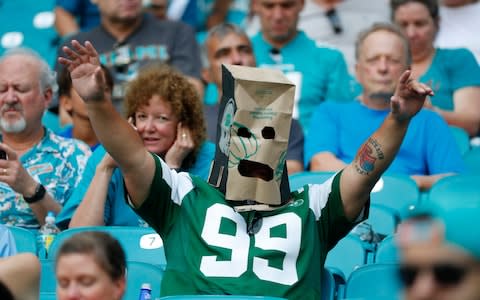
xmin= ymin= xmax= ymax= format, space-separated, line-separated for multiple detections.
xmin=56 ymin=65 xmax=215 ymax=228
xmin=390 ymin=0 xmax=480 ymax=137
xmin=55 ymin=231 xmax=126 ymax=300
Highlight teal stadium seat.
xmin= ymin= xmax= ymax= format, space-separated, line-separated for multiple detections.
xmin=374 ymin=235 xmax=399 ymax=264
xmin=449 ymin=126 xmax=470 ymax=156
xmin=40 ymin=259 xmax=56 ymax=294
xmin=8 ymin=225 xmax=37 ymax=254
xmin=289 ymin=171 xmax=335 ymax=191
xmin=344 ymin=263 xmax=402 ymax=299
xmin=47 ymin=226 xmax=166 ymax=268
xmin=367 ymin=204 xmax=400 ymax=237
xmin=124 ymin=261 xmax=165 ymax=300
xmin=426 ymin=174 xmax=480 ymax=209
xmin=463 ymin=147 xmax=480 ymax=174
xmin=370 ymin=174 xmax=419 ymax=219
xmin=39 ymin=292 xmax=57 ymax=300
xmin=325 ymin=234 xmax=374 ymax=279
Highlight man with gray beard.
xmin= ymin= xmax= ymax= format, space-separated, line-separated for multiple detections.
xmin=0 ymin=48 xmax=91 ymax=229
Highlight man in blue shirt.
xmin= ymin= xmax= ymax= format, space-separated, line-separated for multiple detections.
xmin=305 ymin=23 xmax=464 ymax=191
xmin=251 ymin=0 xmax=354 ymax=133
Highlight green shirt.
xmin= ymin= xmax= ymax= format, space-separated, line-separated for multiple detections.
xmin=134 ymin=154 xmax=360 ymax=299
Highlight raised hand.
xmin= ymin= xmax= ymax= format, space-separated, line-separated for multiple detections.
xmin=164 ymin=123 xmax=195 ymax=169
xmin=390 ymin=70 xmax=434 ymax=122
xmin=58 ymin=40 xmax=107 ymax=103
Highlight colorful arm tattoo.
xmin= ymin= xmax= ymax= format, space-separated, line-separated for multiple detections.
xmin=354 ymin=137 xmax=384 ymax=175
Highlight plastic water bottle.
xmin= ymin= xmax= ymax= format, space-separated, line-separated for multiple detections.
xmin=37 ymin=211 xmax=60 ymax=255
xmin=138 ymin=283 xmax=152 ymax=300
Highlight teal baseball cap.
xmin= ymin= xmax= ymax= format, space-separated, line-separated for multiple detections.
xmin=397 ymin=202 xmax=480 ymax=260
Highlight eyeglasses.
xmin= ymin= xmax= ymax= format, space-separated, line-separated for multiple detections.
xmin=398 ymin=263 xmax=472 ymax=288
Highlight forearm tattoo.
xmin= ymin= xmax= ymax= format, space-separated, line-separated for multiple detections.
xmin=354 ymin=137 xmax=384 ymax=175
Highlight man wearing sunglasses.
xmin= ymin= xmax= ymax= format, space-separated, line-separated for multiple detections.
xmin=397 ymin=203 xmax=480 ymax=300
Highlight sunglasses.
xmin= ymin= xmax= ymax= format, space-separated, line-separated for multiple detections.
xmin=398 ymin=263 xmax=472 ymax=288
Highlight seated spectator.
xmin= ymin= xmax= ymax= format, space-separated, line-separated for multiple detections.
xmin=0 ymin=253 xmax=40 ymax=300
xmin=305 ymin=23 xmax=465 ymax=191
xmin=251 ymin=0 xmax=354 ymax=133
xmin=202 ymin=23 xmax=304 ymax=174
xmin=55 ymin=0 xmax=203 ymax=115
xmin=54 ymin=0 xmax=100 ymax=38
xmin=55 ymin=231 xmax=126 ymax=300
xmin=57 ymin=65 xmax=214 ymax=228
xmin=391 ymin=0 xmax=480 ymax=137
xmin=397 ymin=203 xmax=480 ymax=300
xmin=57 ymin=65 xmax=114 ymax=151
xmin=0 ymin=225 xmax=16 ymax=257
xmin=0 ymin=48 xmax=91 ymax=229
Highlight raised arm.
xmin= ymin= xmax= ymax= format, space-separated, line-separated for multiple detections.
xmin=59 ymin=40 xmax=155 ymax=208
xmin=340 ymin=70 xmax=433 ymax=221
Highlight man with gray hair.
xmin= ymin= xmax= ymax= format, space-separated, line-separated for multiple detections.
xmin=305 ymin=22 xmax=464 ymax=191
xmin=0 ymin=48 xmax=91 ymax=229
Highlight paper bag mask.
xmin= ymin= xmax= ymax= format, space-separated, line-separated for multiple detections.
xmin=208 ymin=64 xmax=295 ymax=210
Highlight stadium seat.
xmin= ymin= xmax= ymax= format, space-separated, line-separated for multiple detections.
xmin=39 ymin=292 xmax=57 ymax=300
xmin=124 ymin=261 xmax=165 ymax=300
xmin=374 ymin=235 xmax=399 ymax=264
xmin=40 ymin=259 xmax=56 ymax=294
xmin=370 ymin=174 xmax=419 ymax=219
xmin=426 ymin=174 xmax=480 ymax=209
xmin=344 ymin=263 xmax=402 ymax=299
xmin=288 ymin=171 xmax=336 ymax=191
xmin=325 ymin=234 xmax=374 ymax=279
xmin=367 ymin=204 xmax=400 ymax=237
xmin=449 ymin=125 xmax=470 ymax=156
xmin=47 ymin=226 xmax=166 ymax=268
xmin=322 ymin=267 xmax=337 ymax=300
xmin=463 ymin=146 xmax=480 ymax=174
xmin=8 ymin=225 xmax=37 ymax=254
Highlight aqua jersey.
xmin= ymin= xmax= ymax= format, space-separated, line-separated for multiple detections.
xmin=134 ymin=154 xmax=360 ymax=299
xmin=251 ymin=31 xmax=354 ymax=133
xmin=420 ymin=48 xmax=480 ymax=111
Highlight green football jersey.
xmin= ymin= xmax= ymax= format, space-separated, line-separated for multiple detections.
xmin=134 ymin=155 xmax=357 ymax=299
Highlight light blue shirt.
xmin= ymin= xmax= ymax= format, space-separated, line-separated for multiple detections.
xmin=57 ymin=142 xmax=215 ymax=228
xmin=0 ymin=225 xmax=16 ymax=257
xmin=251 ymin=31 xmax=354 ymax=133
xmin=305 ymin=101 xmax=465 ymax=176
xmin=0 ymin=128 xmax=91 ymax=229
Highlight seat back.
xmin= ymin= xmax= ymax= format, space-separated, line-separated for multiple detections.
xmin=374 ymin=235 xmax=399 ymax=264
xmin=325 ymin=234 xmax=372 ymax=279
xmin=426 ymin=174 xmax=480 ymax=209
xmin=370 ymin=174 xmax=419 ymax=218
xmin=289 ymin=171 xmax=336 ymax=191
xmin=8 ymin=225 xmax=37 ymax=254
xmin=367 ymin=204 xmax=400 ymax=237
xmin=40 ymin=259 xmax=56 ymax=294
xmin=124 ymin=261 xmax=164 ymax=300
xmin=48 ymin=226 xmax=166 ymax=268
xmin=345 ymin=263 xmax=402 ymax=299
xmin=463 ymin=147 xmax=480 ymax=174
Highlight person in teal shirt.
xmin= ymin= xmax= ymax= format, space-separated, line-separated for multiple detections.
xmin=56 ymin=65 xmax=214 ymax=229
xmin=391 ymin=0 xmax=480 ymax=137
xmin=251 ymin=0 xmax=354 ymax=133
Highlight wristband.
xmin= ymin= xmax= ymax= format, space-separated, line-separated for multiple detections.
xmin=24 ymin=183 xmax=46 ymax=204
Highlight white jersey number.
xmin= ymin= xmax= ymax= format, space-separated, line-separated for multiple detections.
xmin=200 ymin=203 xmax=301 ymax=285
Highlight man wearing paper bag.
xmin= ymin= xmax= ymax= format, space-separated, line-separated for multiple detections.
xmin=59 ymin=40 xmax=432 ymax=299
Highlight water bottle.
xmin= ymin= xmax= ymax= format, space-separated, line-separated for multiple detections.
xmin=138 ymin=283 xmax=152 ymax=300
xmin=37 ymin=211 xmax=60 ymax=255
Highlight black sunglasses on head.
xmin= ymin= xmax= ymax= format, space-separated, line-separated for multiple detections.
xmin=398 ymin=263 xmax=471 ymax=288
